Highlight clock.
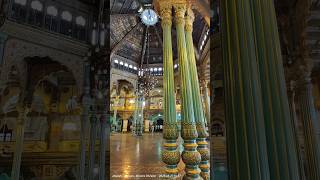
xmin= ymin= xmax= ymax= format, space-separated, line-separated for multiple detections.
xmin=140 ymin=9 xmax=158 ymax=26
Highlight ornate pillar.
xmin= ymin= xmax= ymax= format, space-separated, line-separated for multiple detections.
xmin=112 ymin=95 xmax=119 ymax=132
xmin=287 ymin=80 xmax=306 ymax=180
xmin=11 ymin=105 xmax=29 ymax=180
xmin=0 ymin=32 xmax=7 ymax=65
xmin=220 ymin=0 xmax=270 ymax=179
xmin=79 ymin=61 xmax=91 ymax=180
xmin=185 ymin=8 xmax=209 ymax=179
xmin=47 ymin=112 xmax=62 ymax=151
xmin=98 ymin=112 xmax=107 ymax=180
xmin=296 ymin=75 xmax=320 ymax=180
xmin=88 ymin=112 xmax=98 ymax=180
xmin=132 ymin=92 xmax=138 ymax=135
xmin=174 ymin=4 xmax=201 ymax=179
xmin=136 ymin=95 xmax=144 ymax=136
xmin=201 ymin=81 xmax=210 ymax=126
xmin=250 ymin=0 xmax=301 ymax=178
xmin=159 ymin=3 xmax=180 ymax=177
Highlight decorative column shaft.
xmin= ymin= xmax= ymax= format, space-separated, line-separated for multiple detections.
xmin=88 ymin=113 xmax=98 ymax=180
xmin=136 ymin=95 xmax=144 ymax=136
xmin=159 ymin=3 xmax=180 ymax=177
xmin=185 ymin=8 xmax=209 ymax=180
xmin=0 ymin=32 xmax=7 ymax=65
xmin=287 ymin=81 xmax=306 ymax=180
xmin=202 ymin=81 xmax=210 ymax=126
xmin=250 ymin=0 xmax=301 ymax=178
xmin=79 ymin=61 xmax=91 ymax=180
xmin=99 ymin=113 xmax=107 ymax=180
xmin=132 ymin=92 xmax=138 ymax=135
xmin=174 ymin=4 xmax=201 ymax=179
xmin=47 ymin=112 xmax=62 ymax=151
xmin=220 ymin=0 xmax=270 ymax=179
xmin=11 ymin=105 xmax=29 ymax=180
xmin=112 ymin=95 xmax=119 ymax=132
xmin=296 ymin=76 xmax=320 ymax=180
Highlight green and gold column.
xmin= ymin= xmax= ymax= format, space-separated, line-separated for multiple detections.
xmin=159 ymin=3 xmax=180 ymax=176
xmin=174 ymin=4 xmax=201 ymax=179
xmin=221 ymin=0 xmax=302 ymax=179
xmin=296 ymin=74 xmax=320 ymax=180
xmin=250 ymin=0 xmax=301 ymax=179
xmin=185 ymin=8 xmax=209 ymax=179
xmin=220 ymin=0 xmax=271 ymax=179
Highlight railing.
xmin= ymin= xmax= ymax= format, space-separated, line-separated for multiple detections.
xmin=6 ymin=0 xmax=93 ymax=43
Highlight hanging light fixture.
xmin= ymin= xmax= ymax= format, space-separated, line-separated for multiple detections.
xmin=138 ymin=27 xmax=158 ymax=97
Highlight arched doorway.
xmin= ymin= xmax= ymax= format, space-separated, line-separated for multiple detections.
xmin=154 ymin=118 xmax=163 ymax=132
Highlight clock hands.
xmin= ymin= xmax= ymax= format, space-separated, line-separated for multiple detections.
xmin=148 ymin=9 xmax=152 ymax=20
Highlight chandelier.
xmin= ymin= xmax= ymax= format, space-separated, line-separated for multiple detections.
xmin=138 ymin=27 xmax=158 ymax=97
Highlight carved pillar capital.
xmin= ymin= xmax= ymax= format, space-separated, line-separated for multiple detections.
xmin=159 ymin=4 xmax=173 ymax=27
xmin=173 ymin=4 xmax=186 ymax=26
xmin=185 ymin=8 xmax=195 ymax=32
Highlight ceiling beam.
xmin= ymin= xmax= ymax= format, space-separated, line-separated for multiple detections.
xmin=111 ymin=22 xmax=142 ymax=57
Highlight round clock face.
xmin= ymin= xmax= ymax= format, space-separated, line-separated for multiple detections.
xmin=140 ymin=9 xmax=158 ymax=26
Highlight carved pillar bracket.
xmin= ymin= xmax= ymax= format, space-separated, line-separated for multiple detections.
xmin=159 ymin=3 xmax=180 ymax=177
xmin=174 ymin=4 xmax=201 ymax=179
xmin=296 ymin=73 xmax=320 ymax=180
xmin=185 ymin=7 xmax=209 ymax=180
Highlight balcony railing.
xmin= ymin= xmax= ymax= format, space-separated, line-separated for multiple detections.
xmin=7 ymin=0 xmax=91 ymax=43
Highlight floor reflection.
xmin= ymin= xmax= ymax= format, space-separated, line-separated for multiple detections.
xmin=110 ymin=133 xmax=185 ymax=179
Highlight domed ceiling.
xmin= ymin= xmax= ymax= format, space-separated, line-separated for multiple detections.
xmin=110 ymin=0 xmax=210 ymax=66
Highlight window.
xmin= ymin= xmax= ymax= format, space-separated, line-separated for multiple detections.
xmin=45 ymin=6 xmax=58 ymax=31
xmin=0 ymin=125 xmax=12 ymax=142
xmin=28 ymin=1 xmax=44 ymax=26
xmin=60 ymin=11 xmax=73 ymax=36
xmin=74 ymin=16 xmax=87 ymax=41
xmin=11 ymin=0 xmax=27 ymax=22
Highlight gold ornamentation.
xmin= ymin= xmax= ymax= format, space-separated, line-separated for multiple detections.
xmin=162 ymin=149 xmax=180 ymax=165
xmin=174 ymin=4 xmax=186 ymax=25
xmin=185 ymin=8 xmax=194 ymax=32
xmin=160 ymin=4 xmax=172 ymax=27
xmin=181 ymin=123 xmax=198 ymax=140
xmin=182 ymin=150 xmax=201 ymax=165
xmin=163 ymin=123 xmax=179 ymax=139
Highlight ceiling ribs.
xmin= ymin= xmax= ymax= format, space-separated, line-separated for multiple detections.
xmin=111 ymin=22 xmax=142 ymax=56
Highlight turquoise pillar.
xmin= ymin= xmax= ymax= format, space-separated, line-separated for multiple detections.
xmin=174 ymin=4 xmax=201 ymax=179
xmin=221 ymin=0 xmax=302 ymax=179
xmin=159 ymin=3 xmax=180 ymax=176
xmin=185 ymin=8 xmax=209 ymax=180
xmin=220 ymin=0 xmax=270 ymax=179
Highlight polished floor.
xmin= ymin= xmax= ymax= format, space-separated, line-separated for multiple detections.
xmin=110 ymin=133 xmax=185 ymax=179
